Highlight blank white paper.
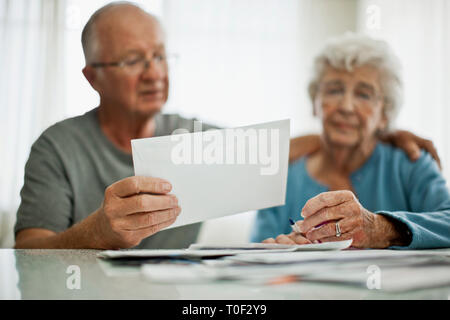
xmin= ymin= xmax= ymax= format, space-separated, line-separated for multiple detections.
xmin=131 ymin=119 xmax=290 ymax=229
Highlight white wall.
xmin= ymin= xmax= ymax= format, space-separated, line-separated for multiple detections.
xmin=356 ymin=0 xmax=450 ymax=183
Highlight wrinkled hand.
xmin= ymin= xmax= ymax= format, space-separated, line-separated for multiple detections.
xmin=380 ymin=130 xmax=441 ymax=169
xmin=296 ymin=190 xmax=391 ymax=248
xmin=95 ymin=176 xmax=180 ymax=249
xmin=262 ymin=232 xmax=312 ymax=245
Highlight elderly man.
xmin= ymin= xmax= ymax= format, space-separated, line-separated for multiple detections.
xmin=14 ymin=2 xmax=440 ymax=250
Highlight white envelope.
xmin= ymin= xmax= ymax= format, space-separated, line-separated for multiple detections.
xmin=131 ymin=119 xmax=290 ymax=229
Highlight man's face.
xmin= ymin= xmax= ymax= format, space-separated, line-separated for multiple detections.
xmin=314 ymin=65 xmax=387 ymax=148
xmin=88 ymin=9 xmax=168 ymax=117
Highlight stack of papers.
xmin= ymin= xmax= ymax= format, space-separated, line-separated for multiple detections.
xmin=138 ymin=248 xmax=450 ymax=291
xmin=98 ymin=244 xmax=450 ymax=292
xmin=98 ymin=240 xmax=353 ymax=261
xmin=98 ymin=240 xmax=353 ymax=260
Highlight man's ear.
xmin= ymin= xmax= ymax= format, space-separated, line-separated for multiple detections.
xmin=82 ymin=66 xmax=99 ymax=91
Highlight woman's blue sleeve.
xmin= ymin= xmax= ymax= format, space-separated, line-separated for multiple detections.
xmin=377 ymin=151 xmax=450 ymax=249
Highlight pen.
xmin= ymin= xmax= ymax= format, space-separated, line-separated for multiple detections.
xmin=289 ymin=218 xmax=302 ymax=234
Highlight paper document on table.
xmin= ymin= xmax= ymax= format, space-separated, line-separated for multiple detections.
xmin=131 ymin=119 xmax=290 ymax=229
xmin=98 ymin=247 xmax=299 ymax=260
xmin=302 ymin=265 xmax=450 ymax=292
xmin=99 ymin=240 xmax=351 ymax=261
xmin=189 ymin=239 xmax=353 ymax=252
xmin=224 ymin=247 xmax=444 ymax=265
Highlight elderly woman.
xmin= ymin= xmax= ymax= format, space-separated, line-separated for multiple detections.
xmin=251 ymin=33 xmax=450 ymax=249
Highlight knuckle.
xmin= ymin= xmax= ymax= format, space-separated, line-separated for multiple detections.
xmin=349 ymin=201 xmax=359 ymax=213
xmin=131 ymin=177 xmax=140 ymax=194
xmin=324 ymin=208 xmax=331 ymax=221
xmin=104 ymin=186 xmax=113 ymax=198
xmin=327 ymin=223 xmax=335 ymax=234
xmin=149 ymin=225 xmax=159 ymax=236
xmin=170 ymin=208 xmax=177 ymax=218
xmin=136 ymin=196 xmax=146 ymax=209
xmin=344 ymin=190 xmax=354 ymax=199
xmin=146 ymin=213 xmax=155 ymax=226
xmin=149 ymin=179 xmax=158 ymax=192
xmin=156 ymin=181 xmax=163 ymax=193
xmin=318 ymin=192 xmax=327 ymax=202
xmin=167 ymin=195 xmax=177 ymax=207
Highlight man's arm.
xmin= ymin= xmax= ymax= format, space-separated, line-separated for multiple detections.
xmin=289 ymin=130 xmax=442 ymax=166
xmin=289 ymin=134 xmax=321 ymax=163
xmin=15 ymin=176 xmax=181 ymax=249
xmin=15 ymin=213 xmax=102 ymax=249
xmin=378 ymin=130 xmax=442 ymax=169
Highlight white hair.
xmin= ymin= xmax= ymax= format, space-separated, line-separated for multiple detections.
xmin=308 ymin=32 xmax=403 ymax=131
xmin=81 ymin=1 xmax=161 ymax=64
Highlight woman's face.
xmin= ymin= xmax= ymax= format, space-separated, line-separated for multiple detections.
xmin=314 ymin=65 xmax=387 ymax=148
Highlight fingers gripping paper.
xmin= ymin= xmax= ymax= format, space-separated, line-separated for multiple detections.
xmin=131 ymin=119 xmax=290 ymax=229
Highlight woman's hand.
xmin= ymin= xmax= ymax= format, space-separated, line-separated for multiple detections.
xmin=262 ymin=232 xmax=312 ymax=245
xmin=296 ymin=190 xmax=402 ymax=248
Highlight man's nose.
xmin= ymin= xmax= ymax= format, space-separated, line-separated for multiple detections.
xmin=141 ymin=59 xmax=165 ymax=80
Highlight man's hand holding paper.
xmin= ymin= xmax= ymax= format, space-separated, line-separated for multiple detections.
xmin=93 ymin=176 xmax=181 ymax=249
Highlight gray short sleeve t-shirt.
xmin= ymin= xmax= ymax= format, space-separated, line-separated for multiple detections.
xmin=15 ymin=107 xmax=219 ymax=249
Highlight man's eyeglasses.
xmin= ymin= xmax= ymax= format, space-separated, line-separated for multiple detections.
xmin=90 ymin=53 xmax=177 ymax=75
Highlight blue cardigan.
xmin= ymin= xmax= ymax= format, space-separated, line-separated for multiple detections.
xmin=251 ymin=143 xmax=450 ymax=249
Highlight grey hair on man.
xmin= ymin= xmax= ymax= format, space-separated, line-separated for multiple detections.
xmin=308 ymin=32 xmax=403 ymax=131
xmin=81 ymin=1 xmax=161 ymax=64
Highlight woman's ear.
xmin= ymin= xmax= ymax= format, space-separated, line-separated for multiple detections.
xmin=379 ymin=103 xmax=389 ymax=131
xmin=312 ymin=97 xmax=321 ymax=118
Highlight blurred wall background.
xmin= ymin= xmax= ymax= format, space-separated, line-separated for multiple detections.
xmin=1 ymin=0 xmax=449 ymax=248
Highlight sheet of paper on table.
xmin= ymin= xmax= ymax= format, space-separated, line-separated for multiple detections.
xmin=223 ymin=247 xmax=447 ymax=264
xmin=188 ymin=239 xmax=353 ymax=251
xmin=98 ymin=240 xmax=353 ymax=260
xmin=131 ymin=119 xmax=290 ymax=229
xmin=98 ymin=247 xmax=297 ymax=260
